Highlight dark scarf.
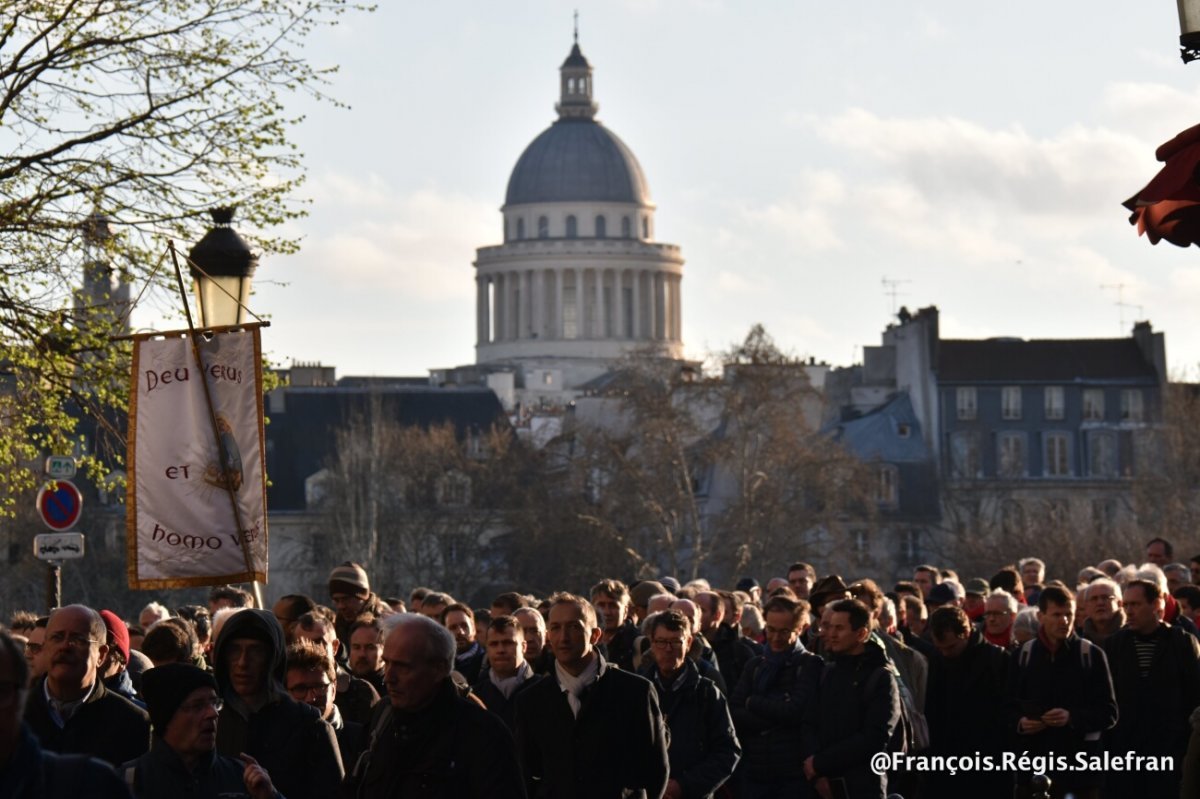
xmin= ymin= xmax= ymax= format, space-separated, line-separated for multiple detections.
xmin=755 ymin=638 xmax=806 ymax=694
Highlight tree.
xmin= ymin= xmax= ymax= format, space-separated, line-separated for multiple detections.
xmin=0 ymin=0 xmax=366 ymax=505
xmin=312 ymin=401 xmax=527 ymax=602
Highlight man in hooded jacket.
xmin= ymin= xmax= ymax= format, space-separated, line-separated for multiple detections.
xmin=212 ymin=609 xmax=343 ymax=799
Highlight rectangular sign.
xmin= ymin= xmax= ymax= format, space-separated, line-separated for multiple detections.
xmin=126 ymin=328 xmax=268 ymax=589
xmin=44 ymin=456 xmax=76 ymax=479
xmin=34 ymin=532 xmax=85 ymax=560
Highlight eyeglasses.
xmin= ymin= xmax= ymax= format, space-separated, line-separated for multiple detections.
xmin=288 ymin=682 xmax=332 ymax=700
xmin=46 ymin=631 xmax=100 ymax=649
xmin=178 ymin=696 xmax=223 ymax=714
xmin=651 ymin=639 xmax=685 ymax=650
xmin=0 ymin=681 xmax=21 ymax=710
xmin=983 ymin=611 xmax=1012 ymax=617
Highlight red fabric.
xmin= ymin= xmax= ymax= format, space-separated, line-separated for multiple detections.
xmin=1124 ymin=123 xmax=1200 ymax=248
xmin=983 ymin=626 xmax=1012 ymax=649
xmin=1165 ymin=593 xmax=1180 ymax=624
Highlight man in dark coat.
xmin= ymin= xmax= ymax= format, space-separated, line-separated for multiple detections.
xmin=123 ymin=663 xmax=280 ymax=798
xmin=23 ymin=605 xmax=150 ymax=767
xmin=472 ymin=615 xmax=542 ymax=731
xmin=1102 ymin=578 xmax=1200 ymax=797
xmin=640 ymin=610 xmax=740 ymax=799
xmin=925 ymin=606 xmax=1010 ymax=799
xmin=1008 ymin=585 xmax=1117 ymax=799
xmin=342 ymin=614 xmax=525 ymax=798
xmin=441 ymin=603 xmax=486 ymax=685
xmin=515 ymin=592 xmax=669 ymax=799
xmin=213 ymin=608 xmax=343 ymax=799
xmin=592 ymin=578 xmax=642 ymax=672
xmin=805 ymin=599 xmax=900 ymax=799
xmin=0 ymin=630 xmax=132 ymax=799
xmin=730 ymin=595 xmax=822 ymax=798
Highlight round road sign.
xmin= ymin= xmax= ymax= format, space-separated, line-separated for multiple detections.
xmin=36 ymin=479 xmax=83 ymax=532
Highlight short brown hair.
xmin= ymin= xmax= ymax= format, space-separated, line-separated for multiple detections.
xmin=285 ymin=640 xmax=335 ymax=682
xmin=1037 ymin=584 xmax=1075 ymax=612
xmin=491 ymin=592 xmax=527 ymax=613
xmin=548 ymin=592 xmax=598 ymax=629
xmin=440 ymin=602 xmax=474 ymax=625
xmin=929 ymin=606 xmax=970 ymax=639
xmin=488 ymin=614 xmax=523 ymax=638
xmin=646 ymin=609 xmax=691 ymax=638
xmin=762 ymin=595 xmax=809 ymax=627
xmin=590 ymin=579 xmax=629 ymax=605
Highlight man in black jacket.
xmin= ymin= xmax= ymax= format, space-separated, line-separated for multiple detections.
xmin=441 ymin=603 xmax=486 ymax=685
xmin=213 ymin=609 xmax=343 ymax=799
xmin=640 ymin=610 xmax=740 ymax=799
xmin=514 ymin=592 xmax=669 ymax=799
xmin=805 ymin=599 xmax=900 ymax=799
xmin=124 ymin=662 xmax=280 ymax=798
xmin=925 ymin=606 xmax=1009 ymax=799
xmin=472 ymin=615 xmax=542 ymax=731
xmin=1102 ymin=578 xmax=1200 ymax=797
xmin=23 ymin=605 xmax=150 ymax=768
xmin=731 ymin=595 xmax=822 ymax=798
xmin=592 ymin=579 xmax=641 ymax=672
xmin=342 ymin=614 xmax=525 ymax=798
xmin=1008 ymin=585 xmax=1116 ymax=799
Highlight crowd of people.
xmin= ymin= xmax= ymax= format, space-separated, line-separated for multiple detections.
xmin=4 ymin=538 xmax=1200 ymax=798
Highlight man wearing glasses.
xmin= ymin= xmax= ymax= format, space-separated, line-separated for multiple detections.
xmin=23 ymin=604 xmax=150 ymax=767
xmin=284 ymin=641 xmax=365 ymax=772
xmin=123 ymin=662 xmax=280 ymax=798
xmin=639 ymin=609 xmax=740 ymax=799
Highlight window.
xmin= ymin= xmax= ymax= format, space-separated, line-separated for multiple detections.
xmin=896 ymin=422 xmax=911 ymax=438
xmin=956 ymin=387 xmax=977 ymax=420
xmin=1121 ymin=389 xmax=1144 ymax=422
xmin=950 ymin=431 xmax=981 ymax=478
xmin=595 ymin=215 xmax=606 ymax=238
xmin=516 ymin=218 xmax=525 ymax=240
xmin=998 ymin=432 xmax=1026 ymax=478
xmin=566 ymin=215 xmax=577 ymax=238
xmin=853 ymin=530 xmax=869 ymax=563
xmin=900 ymin=529 xmax=918 ymax=562
xmin=1044 ymin=386 xmax=1064 ymax=420
xmin=567 ymin=78 xmax=575 ymax=94
xmin=1001 ymin=386 xmax=1022 ymax=420
xmin=1000 ymin=500 xmax=1026 ymax=536
xmin=1082 ymin=389 xmax=1105 ymax=421
xmin=873 ymin=464 xmax=899 ymax=507
xmin=437 ymin=472 xmax=471 ymax=507
xmin=1087 ymin=430 xmax=1117 ymax=478
xmin=1044 ymin=432 xmax=1071 ymax=477
xmin=642 ymin=216 xmax=650 ymax=239
xmin=621 ymin=216 xmax=632 ymax=238
xmin=537 ymin=216 xmax=549 ymax=239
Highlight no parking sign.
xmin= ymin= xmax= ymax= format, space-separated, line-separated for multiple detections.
xmin=36 ymin=479 xmax=83 ymax=531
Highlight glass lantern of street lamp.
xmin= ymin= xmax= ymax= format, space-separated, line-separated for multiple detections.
xmin=187 ymin=207 xmax=258 ymax=328
xmin=1179 ymin=0 xmax=1200 ymax=62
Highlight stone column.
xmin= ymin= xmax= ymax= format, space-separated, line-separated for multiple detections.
xmin=575 ymin=267 xmax=585 ymax=339
xmin=532 ymin=269 xmax=544 ymax=339
xmin=673 ymin=275 xmax=682 ymax=341
xmin=494 ymin=273 xmax=506 ymax=341
xmin=613 ymin=269 xmax=623 ymax=339
xmin=631 ymin=270 xmax=641 ymax=339
xmin=476 ymin=275 xmax=489 ymax=345
xmin=554 ymin=269 xmax=563 ymax=338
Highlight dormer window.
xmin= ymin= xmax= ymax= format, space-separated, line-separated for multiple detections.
xmin=538 ymin=216 xmax=549 ymax=239
xmin=566 ymin=215 xmax=578 ymax=238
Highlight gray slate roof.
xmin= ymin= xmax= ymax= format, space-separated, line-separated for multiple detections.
xmin=505 ymin=119 xmax=650 ymax=206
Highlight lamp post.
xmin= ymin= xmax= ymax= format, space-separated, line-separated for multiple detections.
xmin=1179 ymin=0 xmax=1200 ymax=62
xmin=187 ymin=207 xmax=258 ymax=327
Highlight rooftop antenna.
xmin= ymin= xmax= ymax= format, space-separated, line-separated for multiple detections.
xmin=574 ymin=9 xmax=579 ymax=43
xmin=881 ymin=276 xmax=911 ymax=316
xmin=1100 ymin=283 xmax=1144 ymax=334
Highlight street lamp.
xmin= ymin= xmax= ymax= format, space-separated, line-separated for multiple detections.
xmin=1179 ymin=0 xmax=1200 ymax=62
xmin=187 ymin=207 xmax=258 ymax=327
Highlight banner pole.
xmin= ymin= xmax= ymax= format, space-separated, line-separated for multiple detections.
xmin=167 ymin=241 xmax=264 ymax=608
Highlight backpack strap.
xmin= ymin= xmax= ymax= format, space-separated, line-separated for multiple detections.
xmin=1018 ymin=638 xmax=1036 ymax=669
xmin=1078 ymin=637 xmax=1093 ymax=670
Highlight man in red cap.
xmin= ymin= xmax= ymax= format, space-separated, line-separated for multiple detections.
xmin=97 ymin=610 xmax=142 ymax=709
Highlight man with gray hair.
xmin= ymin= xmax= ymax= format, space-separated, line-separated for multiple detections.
xmin=23 ymin=604 xmax=150 ymax=767
xmin=1079 ymin=578 xmax=1124 ymax=646
xmin=344 ymin=613 xmax=524 ymax=797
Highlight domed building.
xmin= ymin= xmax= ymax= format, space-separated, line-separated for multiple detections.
xmin=471 ymin=37 xmax=685 ymax=394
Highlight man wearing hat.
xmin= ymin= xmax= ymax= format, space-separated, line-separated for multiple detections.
xmin=124 ymin=663 xmax=281 ymax=798
xmin=327 ymin=562 xmax=387 ymax=653
xmin=962 ymin=578 xmax=990 ymax=625
xmin=98 ymin=610 xmax=142 ymax=709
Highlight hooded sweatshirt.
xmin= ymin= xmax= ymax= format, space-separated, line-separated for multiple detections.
xmin=212 ymin=609 xmax=344 ymax=799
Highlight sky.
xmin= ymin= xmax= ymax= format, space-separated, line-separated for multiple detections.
xmin=164 ymin=2 xmax=1200 ymax=379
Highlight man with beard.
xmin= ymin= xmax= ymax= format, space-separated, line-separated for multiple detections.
xmin=124 ymin=663 xmax=280 ymax=798
xmin=23 ymin=605 xmax=150 ymax=767
xmin=441 ymin=603 xmax=485 ymax=685
xmin=347 ymin=617 xmax=385 ymax=695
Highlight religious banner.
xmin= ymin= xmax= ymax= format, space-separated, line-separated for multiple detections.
xmin=126 ymin=327 xmax=268 ymax=589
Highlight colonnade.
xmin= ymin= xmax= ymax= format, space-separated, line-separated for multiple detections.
xmin=476 ymin=267 xmax=681 ymax=345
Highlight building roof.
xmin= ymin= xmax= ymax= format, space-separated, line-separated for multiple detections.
xmin=937 ymin=338 xmax=1160 ymax=383
xmin=833 ymin=393 xmax=931 ymax=463
xmin=265 ymin=386 xmax=510 ymax=511
xmin=561 ymin=43 xmax=590 ymax=69
xmin=505 ymin=119 xmax=650 ymax=206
